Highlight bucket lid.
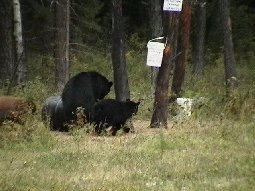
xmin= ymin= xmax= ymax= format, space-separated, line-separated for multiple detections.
xmin=147 ymin=37 xmax=165 ymax=49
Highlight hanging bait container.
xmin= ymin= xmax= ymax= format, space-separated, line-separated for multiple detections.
xmin=146 ymin=37 xmax=165 ymax=67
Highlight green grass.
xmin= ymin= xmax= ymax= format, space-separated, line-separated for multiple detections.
xmin=0 ymin=119 xmax=254 ymax=190
xmin=0 ymin=49 xmax=255 ymax=190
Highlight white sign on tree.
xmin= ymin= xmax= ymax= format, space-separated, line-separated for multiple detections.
xmin=163 ymin=0 xmax=183 ymax=12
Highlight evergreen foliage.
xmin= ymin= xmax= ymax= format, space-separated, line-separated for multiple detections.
xmin=0 ymin=0 xmax=255 ymax=187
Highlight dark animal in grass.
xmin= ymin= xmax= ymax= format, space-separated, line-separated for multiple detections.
xmin=41 ymin=95 xmax=67 ymax=131
xmin=61 ymin=71 xmax=113 ymax=124
xmin=0 ymin=96 xmax=36 ymax=124
xmin=91 ymin=99 xmax=140 ymax=135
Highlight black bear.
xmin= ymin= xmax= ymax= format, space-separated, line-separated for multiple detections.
xmin=62 ymin=71 xmax=113 ymax=124
xmin=42 ymin=96 xmax=67 ymax=131
xmin=91 ymin=99 xmax=140 ymax=135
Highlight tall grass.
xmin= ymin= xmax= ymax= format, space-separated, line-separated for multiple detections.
xmin=0 ymin=49 xmax=254 ymax=190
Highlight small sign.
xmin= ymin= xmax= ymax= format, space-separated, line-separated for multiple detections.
xmin=146 ymin=38 xmax=165 ymax=67
xmin=163 ymin=0 xmax=183 ymax=12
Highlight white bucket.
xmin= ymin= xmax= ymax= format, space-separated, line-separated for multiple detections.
xmin=146 ymin=37 xmax=165 ymax=67
xmin=176 ymin=98 xmax=193 ymax=118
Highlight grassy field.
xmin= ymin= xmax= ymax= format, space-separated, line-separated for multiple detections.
xmin=0 ymin=118 xmax=254 ymax=190
xmin=0 ymin=51 xmax=255 ymax=190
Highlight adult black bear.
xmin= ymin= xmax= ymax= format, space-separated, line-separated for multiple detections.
xmin=62 ymin=71 xmax=113 ymax=124
xmin=41 ymin=96 xmax=67 ymax=131
xmin=91 ymin=99 xmax=140 ymax=135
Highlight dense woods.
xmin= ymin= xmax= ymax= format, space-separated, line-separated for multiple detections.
xmin=0 ymin=0 xmax=254 ymax=125
xmin=0 ymin=0 xmax=253 ymax=116
xmin=1 ymin=1 xmax=253 ymax=80
xmin=0 ymin=1 xmax=255 ymax=190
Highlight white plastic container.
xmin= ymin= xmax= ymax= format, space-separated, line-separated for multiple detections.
xmin=146 ymin=37 xmax=165 ymax=67
xmin=176 ymin=98 xmax=193 ymax=117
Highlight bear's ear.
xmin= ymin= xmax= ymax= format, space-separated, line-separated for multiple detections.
xmin=136 ymin=102 xmax=140 ymax=106
xmin=108 ymin=81 xmax=113 ymax=87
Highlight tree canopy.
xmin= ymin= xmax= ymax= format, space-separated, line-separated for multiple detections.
xmin=19 ymin=0 xmax=254 ymax=56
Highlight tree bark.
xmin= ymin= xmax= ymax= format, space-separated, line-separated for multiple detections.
xmin=112 ymin=0 xmax=130 ymax=101
xmin=219 ymin=0 xmax=238 ymax=93
xmin=149 ymin=0 xmax=163 ymax=92
xmin=193 ymin=2 xmax=206 ymax=75
xmin=13 ymin=0 xmax=26 ymax=86
xmin=150 ymin=12 xmax=180 ymax=128
xmin=171 ymin=1 xmax=192 ymax=97
xmin=55 ymin=0 xmax=70 ymax=92
xmin=0 ymin=0 xmax=15 ymax=89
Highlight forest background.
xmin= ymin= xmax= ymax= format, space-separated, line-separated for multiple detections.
xmin=0 ymin=0 xmax=254 ymax=102
xmin=0 ymin=0 xmax=255 ymax=190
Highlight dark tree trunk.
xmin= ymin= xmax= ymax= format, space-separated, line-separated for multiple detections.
xmin=219 ymin=0 xmax=238 ymax=93
xmin=171 ymin=1 xmax=192 ymax=97
xmin=193 ymin=2 xmax=206 ymax=75
xmin=150 ymin=12 xmax=180 ymax=128
xmin=112 ymin=0 xmax=130 ymax=101
xmin=0 ymin=0 xmax=15 ymax=89
xmin=54 ymin=0 xmax=70 ymax=92
xmin=150 ymin=0 xmax=163 ymax=92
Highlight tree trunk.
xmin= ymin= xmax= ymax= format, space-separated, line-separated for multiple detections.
xmin=112 ymin=0 xmax=130 ymax=101
xmin=193 ymin=2 xmax=206 ymax=75
xmin=219 ymin=0 xmax=238 ymax=93
xmin=13 ymin=0 xmax=26 ymax=86
xmin=0 ymin=0 xmax=15 ymax=89
xmin=150 ymin=12 xmax=180 ymax=128
xmin=55 ymin=0 xmax=70 ymax=92
xmin=149 ymin=0 xmax=163 ymax=93
xmin=171 ymin=1 xmax=192 ymax=98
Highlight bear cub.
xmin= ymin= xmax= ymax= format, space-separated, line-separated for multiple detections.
xmin=91 ymin=99 xmax=140 ymax=135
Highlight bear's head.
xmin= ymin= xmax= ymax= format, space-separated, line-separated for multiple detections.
xmin=126 ymin=100 xmax=140 ymax=116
